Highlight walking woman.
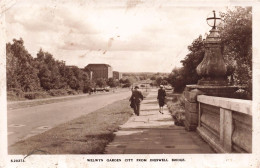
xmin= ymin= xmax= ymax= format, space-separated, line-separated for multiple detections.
xmin=157 ymin=85 xmax=166 ymax=114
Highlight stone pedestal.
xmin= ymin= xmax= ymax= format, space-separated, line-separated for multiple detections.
xmin=186 ymin=85 xmax=239 ymax=98
xmin=184 ymin=89 xmax=204 ymax=131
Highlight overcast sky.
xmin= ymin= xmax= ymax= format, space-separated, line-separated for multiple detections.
xmin=5 ymin=0 xmax=228 ymax=72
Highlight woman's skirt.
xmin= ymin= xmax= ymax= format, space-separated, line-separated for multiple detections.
xmin=158 ymin=99 xmax=165 ymax=107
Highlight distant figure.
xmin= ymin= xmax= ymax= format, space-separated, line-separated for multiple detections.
xmin=157 ymin=85 xmax=166 ymax=114
xmin=129 ymin=86 xmax=144 ymax=116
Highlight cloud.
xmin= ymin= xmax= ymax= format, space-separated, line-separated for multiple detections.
xmin=5 ymin=0 xmax=229 ymax=72
xmin=126 ymin=0 xmax=143 ymax=10
xmin=58 ymin=33 xmax=158 ymax=53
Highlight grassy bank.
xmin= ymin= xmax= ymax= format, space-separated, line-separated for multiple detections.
xmin=7 ymin=89 xmax=81 ymax=101
xmin=9 ymin=97 xmax=135 ymax=154
xmin=8 ymin=92 xmax=109 ymax=110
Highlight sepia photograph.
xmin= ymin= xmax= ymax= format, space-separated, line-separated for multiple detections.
xmin=0 ymin=0 xmax=259 ymax=167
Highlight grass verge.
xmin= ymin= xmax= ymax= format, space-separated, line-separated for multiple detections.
xmin=8 ymin=93 xmax=101 ymax=110
xmin=8 ymin=90 xmax=129 ymax=110
xmin=9 ymin=97 xmax=134 ymax=155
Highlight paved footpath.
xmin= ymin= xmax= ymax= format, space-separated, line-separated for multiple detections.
xmin=105 ymin=89 xmax=215 ymax=154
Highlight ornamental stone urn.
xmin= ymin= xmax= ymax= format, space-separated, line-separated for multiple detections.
xmin=196 ymin=27 xmax=228 ymax=86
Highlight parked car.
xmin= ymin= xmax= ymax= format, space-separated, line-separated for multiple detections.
xmin=104 ymin=87 xmax=110 ymax=92
xmin=95 ymin=88 xmax=104 ymax=91
xmin=140 ymin=84 xmax=145 ymax=88
xmin=165 ymin=85 xmax=173 ymax=90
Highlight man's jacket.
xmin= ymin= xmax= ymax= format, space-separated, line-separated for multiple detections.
xmin=130 ymin=90 xmax=144 ymax=104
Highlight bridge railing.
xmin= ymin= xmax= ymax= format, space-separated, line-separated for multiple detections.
xmin=196 ymin=95 xmax=252 ymax=153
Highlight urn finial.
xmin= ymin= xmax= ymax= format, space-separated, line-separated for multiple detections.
xmin=196 ymin=11 xmax=227 ymax=86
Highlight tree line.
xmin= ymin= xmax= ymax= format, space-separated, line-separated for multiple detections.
xmin=167 ymin=7 xmax=252 ymax=99
xmin=6 ymin=39 xmax=123 ymax=100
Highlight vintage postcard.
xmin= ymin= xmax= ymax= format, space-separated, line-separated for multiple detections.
xmin=0 ymin=0 xmax=260 ymax=167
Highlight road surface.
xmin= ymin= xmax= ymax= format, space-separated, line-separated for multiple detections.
xmin=8 ymin=91 xmax=131 ymax=146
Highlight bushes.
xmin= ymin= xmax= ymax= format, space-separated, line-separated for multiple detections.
xmin=42 ymin=89 xmax=79 ymax=97
xmin=8 ymin=88 xmax=24 ymax=97
xmin=24 ymin=92 xmax=49 ymax=100
xmin=7 ymin=88 xmax=84 ymax=101
xmin=66 ymin=89 xmax=78 ymax=95
xmin=178 ymin=93 xmax=185 ymax=108
xmin=166 ymin=93 xmax=185 ymax=126
xmin=233 ymin=88 xmax=252 ymax=100
xmin=48 ymin=89 xmax=68 ymax=96
xmin=7 ymin=39 xmax=94 ymax=98
xmin=7 ymin=88 xmax=25 ymax=101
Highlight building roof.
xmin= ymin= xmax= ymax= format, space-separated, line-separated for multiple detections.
xmin=86 ymin=64 xmax=111 ymax=68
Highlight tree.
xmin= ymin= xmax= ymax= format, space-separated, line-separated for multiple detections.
xmin=219 ymin=7 xmax=252 ymax=95
xmin=36 ymin=49 xmax=63 ymax=90
xmin=6 ymin=38 xmax=95 ymax=98
xmin=155 ymin=77 xmax=162 ymax=86
xmin=168 ymin=36 xmax=204 ymax=92
xmin=107 ymin=78 xmax=119 ymax=87
xmin=37 ymin=65 xmax=52 ymax=90
xmin=161 ymin=79 xmax=168 ymax=85
xmin=95 ymin=78 xmax=107 ymax=88
xmin=57 ymin=61 xmax=70 ymax=89
xmin=181 ymin=35 xmax=204 ymax=85
xmin=168 ymin=68 xmax=185 ymax=92
xmin=168 ymin=7 xmax=252 ymax=97
xmin=119 ymin=77 xmax=136 ymax=87
xmin=8 ymin=38 xmax=41 ymax=92
xmin=6 ymin=43 xmax=20 ymax=90
xmin=150 ymin=76 xmax=156 ymax=80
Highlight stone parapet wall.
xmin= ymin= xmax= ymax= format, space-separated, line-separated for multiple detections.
xmin=197 ymin=95 xmax=252 ymax=153
xmin=200 ymin=103 xmax=220 ymax=137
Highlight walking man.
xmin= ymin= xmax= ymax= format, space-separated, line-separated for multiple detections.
xmin=129 ymin=86 xmax=144 ymax=116
xmin=157 ymin=85 xmax=166 ymax=114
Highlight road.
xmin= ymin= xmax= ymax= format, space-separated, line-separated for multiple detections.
xmin=8 ymin=91 xmax=131 ymax=146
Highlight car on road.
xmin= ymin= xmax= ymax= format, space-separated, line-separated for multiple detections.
xmin=95 ymin=87 xmax=110 ymax=92
xmin=104 ymin=86 xmax=110 ymax=92
xmin=140 ymin=84 xmax=146 ymax=88
xmin=165 ymin=85 xmax=173 ymax=90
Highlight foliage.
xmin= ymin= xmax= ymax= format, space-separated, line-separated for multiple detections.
xmin=123 ymin=72 xmax=169 ymax=82
xmin=119 ymin=76 xmax=136 ymax=87
xmin=168 ymin=7 xmax=252 ymax=97
xmin=107 ymin=78 xmax=119 ymax=88
xmin=168 ymin=36 xmax=204 ymax=92
xmin=219 ymin=7 xmax=252 ymax=95
xmin=6 ymin=39 xmax=41 ymax=92
xmin=153 ymin=76 xmax=168 ymax=86
xmin=168 ymin=68 xmax=185 ymax=92
xmin=95 ymin=78 xmax=107 ymax=88
xmin=6 ymin=38 xmax=93 ymax=100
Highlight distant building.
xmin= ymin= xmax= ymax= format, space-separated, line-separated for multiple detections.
xmin=85 ymin=64 xmax=113 ymax=80
xmin=113 ymin=71 xmax=122 ymax=80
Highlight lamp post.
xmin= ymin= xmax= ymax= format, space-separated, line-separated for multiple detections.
xmin=196 ymin=10 xmax=228 ymax=86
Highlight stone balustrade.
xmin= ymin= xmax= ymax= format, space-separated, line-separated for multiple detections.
xmin=196 ymin=95 xmax=252 ymax=153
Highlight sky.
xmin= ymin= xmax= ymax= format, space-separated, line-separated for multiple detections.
xmin=5 ymin=0 xmax=228 ymax=72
